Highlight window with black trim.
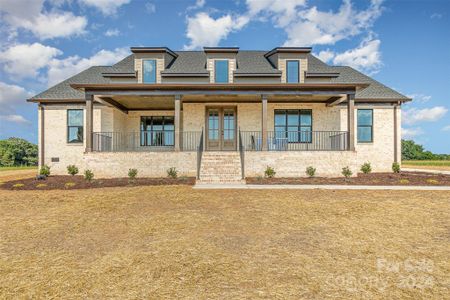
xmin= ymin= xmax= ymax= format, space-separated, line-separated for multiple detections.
xmin=286 ymin=60 xmax=299 ymax=83
xmin=274 ymin=109 xmax=312 ymax=143
xmin=140 ymin=116 xmax=174 ymax=146
xmin=357 ymin=109 xmax=373 ymax=143
xmin=67 ymin=109 xmax=83 ymax=143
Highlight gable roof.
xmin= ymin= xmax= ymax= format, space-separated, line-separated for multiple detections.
xmin=29 ymin=50 xmax=409 ymax=102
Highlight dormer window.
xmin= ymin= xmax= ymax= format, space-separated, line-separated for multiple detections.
xmin=143 ymin=59 xmax=156 ymax=83
xmin=214 ymin=60 xmax=229 ymax=83
xmin=286 ymin=60 xmax=299 ymax=83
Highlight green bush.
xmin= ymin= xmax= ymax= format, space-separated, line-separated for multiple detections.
xmin=167 ymin=167 xmax=178 ymax=179
xmin=39 ymin=165 xmax=50 ymax=177
xmin=392 ymin=162 xmax=401 ymax=173
xmin=342 ymin=166 xmax=352 ymax=178
xmin=306 ymin=166 xmax=316 ymax=177
xmin=84 ymin=169 xmax=94 ymax=182
xmin=360 ymin=162 xmax=372 ymax=174
xmin=264 ymin=166 xmax=276 ymax=178
xmin=128 ymin=168 xmax=138 ymax=180
xmin=67 ymin=165 xmax=79 ymax=176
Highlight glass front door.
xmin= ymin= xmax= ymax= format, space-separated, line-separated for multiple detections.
xmin=206 ymin=107 xmax=236 ymax=150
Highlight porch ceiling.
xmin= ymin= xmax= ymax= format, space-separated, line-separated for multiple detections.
xmin=99 ymin=94 xmax=342 ymax=112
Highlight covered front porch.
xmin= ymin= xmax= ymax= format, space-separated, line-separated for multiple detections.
xmin=75 ymin=83 xmax=363 ymax=154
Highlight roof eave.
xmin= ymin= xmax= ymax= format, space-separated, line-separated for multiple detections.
xmin=264 ymin=47 xmax=312 ymax=58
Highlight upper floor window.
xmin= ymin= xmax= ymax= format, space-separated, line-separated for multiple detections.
xmin=143 ymin=59 xmax=156 ymax=83
xmin=274 ymin=109 xmax=312 ymax=143
xmin=214 ymin=60 xmax=229 ymax=83
xmin=67 ymin=109 xmax=83 ymax=143
xmin=357 ymin=109 xmax=373 ymax=143
xmin=286 ymin=60 xmax=299 ymax=83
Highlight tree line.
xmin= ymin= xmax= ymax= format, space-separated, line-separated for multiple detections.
xmin=402 ymin=140 xmax=450 ymax=161
xmin=0 ymin=138 xmax=38 ymax=166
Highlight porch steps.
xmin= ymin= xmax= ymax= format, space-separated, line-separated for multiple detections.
xmin=197 ymin=151 xmax=244 ymax=184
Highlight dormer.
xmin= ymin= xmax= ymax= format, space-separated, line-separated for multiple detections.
xmin=204 ymin=47 xmax=239 ymax=83
xmin=264 ymin=47 xmax=311 ymax=83
xmin=131 ymin=47 xmax=178 ymax=83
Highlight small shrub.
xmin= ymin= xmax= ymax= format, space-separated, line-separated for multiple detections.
xmin=12 ymin=183 xmax=25 ymax=188
xmin=342 ymin=166 xmax=352 ymax=178
xmin=167 ymin=167 xmax=178 ymax=179
xmin=39 ymin=165 xmax=50 ymax=177
xmin=264 ymin=166 xmax=276 ymax=178
xmin=36 ymin=183 xmax=47 ymax=188
xmin=399 ymin=179 xmax=409 ymax=184
xmin=84 ymin=169 xmax=94 ymax=182
xmin=67 ymin=165 xmax=79 ymax=176
xmin=360 ymin=162 xmax=372 ymax=174
xmin=65 ymin=182 xmax=76 ymax=188
xmin=426 ymin=179 xmax=439 ymax=185
xmin=256 ymin=175 xmax=263 ymax=181
xmin=392 ymin=162 xmax=401 ymax=173
xmin=305 ymin=166 xmax=316 ymax=177
xmin=128 ymin=168 xmax=138 ymax=180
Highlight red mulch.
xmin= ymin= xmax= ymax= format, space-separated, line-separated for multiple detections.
xmin=246 ymin=172 xmax=450 ymax=186
xmin=1 ymin=175 xmax=196 ymax=190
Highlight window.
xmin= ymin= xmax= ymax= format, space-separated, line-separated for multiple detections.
xmin=140 ymin=116 xmax=174 ymax=146
xmin=214 ymin=60 xmax=229 ymax=83
xmin=143 ymin=59 xmax=156 ymax=83
xmin=286 ymin=60 xmax=299 ymax=83
xmin=274 ymin=110 xmax=312 ymax=143
xmin=357 ymin=109 xmax=373 ymax=143
xmin=67 ymin=109 xmax=83 ymax=143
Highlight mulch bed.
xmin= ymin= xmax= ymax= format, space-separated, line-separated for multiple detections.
xmin=1 ymin=175 xmax=196 ymax=190
xmin=246 ymin=172 xmax=450 ymax=186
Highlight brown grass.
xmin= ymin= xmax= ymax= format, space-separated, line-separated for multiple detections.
xmin=0 ymin=172 xmax=449 ymax=298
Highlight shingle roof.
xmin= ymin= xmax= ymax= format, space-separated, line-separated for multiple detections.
xmin=30 ymin=50 xmax=409 ymax=101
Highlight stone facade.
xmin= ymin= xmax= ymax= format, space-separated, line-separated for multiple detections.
xmin=39 ymin=102 xmax=401 ymax=178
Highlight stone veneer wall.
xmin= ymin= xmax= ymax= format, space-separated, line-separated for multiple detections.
xmin=244 ymin=151 xmax=358 ymax=177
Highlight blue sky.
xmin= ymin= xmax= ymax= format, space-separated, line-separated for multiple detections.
xmin=0 ymin=0 xmax=449 ymax=153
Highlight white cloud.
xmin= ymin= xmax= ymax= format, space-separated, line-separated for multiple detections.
xmin=0 ymin=0 xmax=87 ymax=39
xmin=0 ymin=81 xmax=32 ymax=114
xmin=430 ymin=13 xmax=442 ymax=20
xmin=184 ymin=12 xmax=249 ymax=50
xmin=442 ymin=125 xmax=450 ymax=132
xmin=0 ymin=114 xmax=30 ymax=125
xmin=145 ymin=2 xmax=156 ymax=14
xmin=79 ymin=0 xmax=131 ymax=15
xmin=187 ymin=0 xmax=206 ymax=11
xmin=0 ymin=43 xmax=62 ymax=80
xmin=105 ymin=29 xmax=120 ymax=37
xmin=402 ymin=127 xmax=424 ymax=139
xmin=282 ymin=0 xmax=383 ymax=46
xmin=406 ymin=93 xmax=432 ymax=103
xmin=47 ymin=47 xmax=129 ymax=86
xmin=402 ymin=106 xmax=448 ymax=125
xmin=315 ymin=38 xmax=381 ymax=74
xmin=246 ymin=0 xmax=306 ymax=26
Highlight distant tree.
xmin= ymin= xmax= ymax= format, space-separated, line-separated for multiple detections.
xmin=402 ymin=139 xmax=449 ymax=160
xmin=0 ymin=138 xmax=38 ymax=166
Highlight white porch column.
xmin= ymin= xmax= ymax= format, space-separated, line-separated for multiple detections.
xmin=347 ymin=94 xmax=355 ymax=151
xmin=85 ymin=93 xmax=93 ymax=152
xmin=174 ymin=94 xmax=181 ymax=151
xmin=38 ymin=104 xmax=45 ymax=167
xmin=262 ymin=94 xmax=268 ymax=151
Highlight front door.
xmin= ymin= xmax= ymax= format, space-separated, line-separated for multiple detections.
xmin=206 ymin=107 xmax=236 ymax=151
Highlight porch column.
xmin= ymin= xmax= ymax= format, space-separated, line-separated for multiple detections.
xmin=174 ymin=94 xmax=181 ymax=151
xmin=261 ymin=94 xmax=268 ymax=151
xmin=347 ymin=94 xmax=355 ymax=151
xmin=38 ymin=104 xmax=45 ymax=168
xmin=85 ymin=93 xmax=93 ymax=152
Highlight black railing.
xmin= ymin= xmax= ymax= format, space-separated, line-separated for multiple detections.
xmin=239 ymin=131 xmax=348 ymax=151
xmin=238 ymin=128 xmax=245 ymax=179
xmin=197 ymin=129 xmax=204 ymax=179
xmin=93 ymin=131 xmax=201 ymax=152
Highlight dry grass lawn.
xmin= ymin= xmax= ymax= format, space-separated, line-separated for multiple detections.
xmin=0 ymin=172 xmax=449 ymax=298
